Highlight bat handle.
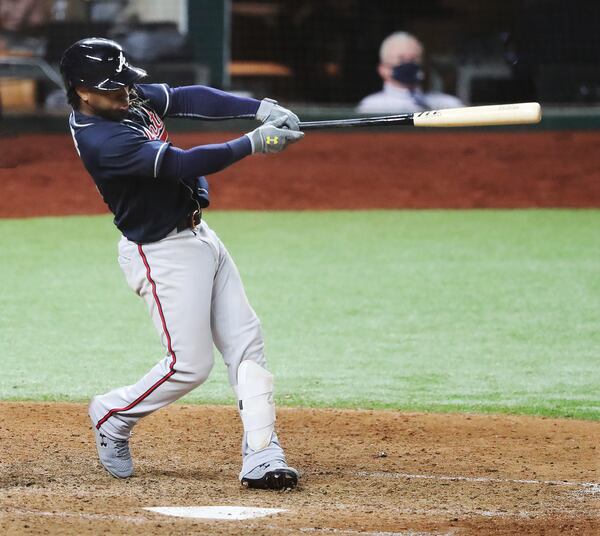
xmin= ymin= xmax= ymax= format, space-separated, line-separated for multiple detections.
xmin=299 ymin=114 xmax=414 ymax=130
xmin=298 ymin=119 xmax=370 ymax=130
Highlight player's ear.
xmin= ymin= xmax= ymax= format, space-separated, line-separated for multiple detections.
xmin=75 ymin=86 xmax=90 ymax=103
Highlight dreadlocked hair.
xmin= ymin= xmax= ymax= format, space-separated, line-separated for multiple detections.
xmin=128 ymin=87 xmax=150 ymax=111
xmin=66 ymin=86 xmax=81 ymax=109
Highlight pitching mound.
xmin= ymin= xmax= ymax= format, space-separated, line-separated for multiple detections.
xmin=0 ymin=403 xmax=598 ymax=535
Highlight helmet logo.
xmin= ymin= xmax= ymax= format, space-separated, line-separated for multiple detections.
xmin=116 ymin=51 xmax=128 ymax=73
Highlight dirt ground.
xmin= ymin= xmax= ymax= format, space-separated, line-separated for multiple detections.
xmin=1 ymin=131 xmax=600 ymax=217
xmin=0 ymin=403 xmax=598 ymax=535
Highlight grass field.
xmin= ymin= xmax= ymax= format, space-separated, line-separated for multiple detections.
xmin=1 ymin=210 xmax=598 ymax=419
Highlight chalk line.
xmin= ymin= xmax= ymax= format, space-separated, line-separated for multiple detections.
xmin=2 ymin=507 xmax=148 ymax=524
xmin=350 ymin=471 xmax=599 ymax=492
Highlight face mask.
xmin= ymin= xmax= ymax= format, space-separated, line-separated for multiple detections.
xmin=391 ymin=62 xmax=424 ymax=86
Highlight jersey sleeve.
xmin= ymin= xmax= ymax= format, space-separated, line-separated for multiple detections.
xmin=93 ymin=126 xmax=170 ymax=180
xmin=165 ymin=85 xmax=260 ymax=119
xmin=135 ymin=83 xmax=171 ymax=117
xmin=158 ymin=135 xmax=252 ymax=180
xmin=135 ymin=83 xmax=260 ymax=120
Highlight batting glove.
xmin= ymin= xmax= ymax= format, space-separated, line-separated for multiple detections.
xmin=256 ymin=97 xmax=300 ymax=131
xmin=245 ymin=116 xmax=304 ymax=154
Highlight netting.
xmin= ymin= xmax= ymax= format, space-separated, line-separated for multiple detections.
xmin=1 ymin=0 xmax=599 ymax=113
xmin=229 ymin=0 xmax=600 ymax=105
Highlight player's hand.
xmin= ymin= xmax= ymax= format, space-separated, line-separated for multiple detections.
xmin=245 ymin=116 xmax=304 ymax=154
xmin=256 ymin=98 xmax=300 ymax=131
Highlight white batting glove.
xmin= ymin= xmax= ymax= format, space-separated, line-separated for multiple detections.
xmin=256 ymin=97 xmax=300 ymax=131
xmin=245 ymin=116 xmax=304 ymax=154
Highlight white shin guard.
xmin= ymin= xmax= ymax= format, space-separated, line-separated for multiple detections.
xmin=236 ymin=360 xmax=275 ymax=451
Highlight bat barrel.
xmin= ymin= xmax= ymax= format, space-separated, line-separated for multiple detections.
xmin=413 ymin=102 xmax=542 ymax=127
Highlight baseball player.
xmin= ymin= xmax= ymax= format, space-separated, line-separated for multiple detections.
xmin=60 ymin=38 xmax=303 ymax=490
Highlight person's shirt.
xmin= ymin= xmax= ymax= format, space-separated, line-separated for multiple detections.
xmin=68 ymin=83 xmax=258 ymax=243
xmin=357 ymin=82 xmax=463 ymax=114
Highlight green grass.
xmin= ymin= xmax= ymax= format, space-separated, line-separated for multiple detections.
xmin=1 ymin=211 xmax=598 ymax=419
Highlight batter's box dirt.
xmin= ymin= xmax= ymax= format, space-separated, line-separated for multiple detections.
xmin=0 ymin=403 xmax=598 ymax=535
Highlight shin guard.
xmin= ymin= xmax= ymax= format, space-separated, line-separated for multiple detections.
xmin=237 ymin=360 xmax=275 ymax=451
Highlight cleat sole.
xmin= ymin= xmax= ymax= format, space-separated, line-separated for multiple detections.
xmin=241 ymin=468 xmax=298 ymax=491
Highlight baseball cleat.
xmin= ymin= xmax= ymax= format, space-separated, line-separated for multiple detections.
xmin=92 ymin=425 xmax=133 ymax=479
xmin=241 ymin=460 xmax=299 ymax=490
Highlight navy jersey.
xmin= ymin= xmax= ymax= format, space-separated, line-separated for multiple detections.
xmin=69 ymin=83 xmax=257 ymax=243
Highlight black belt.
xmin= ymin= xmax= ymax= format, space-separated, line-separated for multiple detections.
xmin=176 ymin=209 xmax=202 ymax=233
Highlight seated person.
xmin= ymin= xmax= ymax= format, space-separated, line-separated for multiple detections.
xmin=357 ymin=31 xmax=463 ymax=114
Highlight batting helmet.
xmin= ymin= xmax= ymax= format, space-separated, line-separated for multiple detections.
xmin=59 ymin=37 xmax=146 ymax=91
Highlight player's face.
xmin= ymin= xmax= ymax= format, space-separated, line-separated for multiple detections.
xmin=77 ymin=86 xmax=131 ymax=120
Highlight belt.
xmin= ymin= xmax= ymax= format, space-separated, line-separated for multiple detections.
xmin=176 ymin=209 xmax=202 ymax=233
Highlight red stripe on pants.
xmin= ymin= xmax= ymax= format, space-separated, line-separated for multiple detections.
xmin=95 ymin=244 xmax=177 ymax=430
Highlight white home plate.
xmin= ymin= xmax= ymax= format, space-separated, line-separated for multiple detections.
xmin=145 ymin=506 xmax=287 ymax=520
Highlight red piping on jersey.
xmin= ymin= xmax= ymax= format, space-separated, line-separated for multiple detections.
xmin=95 ymin=244 xmax=177 ymax=430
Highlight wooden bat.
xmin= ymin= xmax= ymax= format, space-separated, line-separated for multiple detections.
xmin=298 ymin=102 xmax=542 ymax=130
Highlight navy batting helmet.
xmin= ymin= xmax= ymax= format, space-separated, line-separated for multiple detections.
xmin=60 ymin=37 xmax=146 ymax=91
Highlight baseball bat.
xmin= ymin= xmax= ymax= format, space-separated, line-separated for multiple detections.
xmin=298 ymin=102 xmax=542 ymax=130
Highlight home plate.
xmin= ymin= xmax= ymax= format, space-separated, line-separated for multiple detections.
xmin=145 ymin=506 xmax=287 ymax=520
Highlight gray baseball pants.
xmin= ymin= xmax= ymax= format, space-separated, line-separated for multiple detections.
xmin=88 ymin=220 xmax=287 ymax=475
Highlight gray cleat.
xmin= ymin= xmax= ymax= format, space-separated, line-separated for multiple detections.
xmin=92 ymin=425 xmax=133 ymax=478
xmin=241 ymin=459 xmax=299 ymax=490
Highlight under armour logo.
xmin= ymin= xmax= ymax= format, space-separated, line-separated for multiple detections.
xmin=99 ymin=433 xmax=108 ymax=447
xmin=266 ymin=136 xmax=279 ymax=145
xmin=116 ymin=51 xmax=128 ymax=73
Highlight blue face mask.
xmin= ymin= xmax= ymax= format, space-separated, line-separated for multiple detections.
xmin=391 ymin=62 xmax=424 ymax=86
